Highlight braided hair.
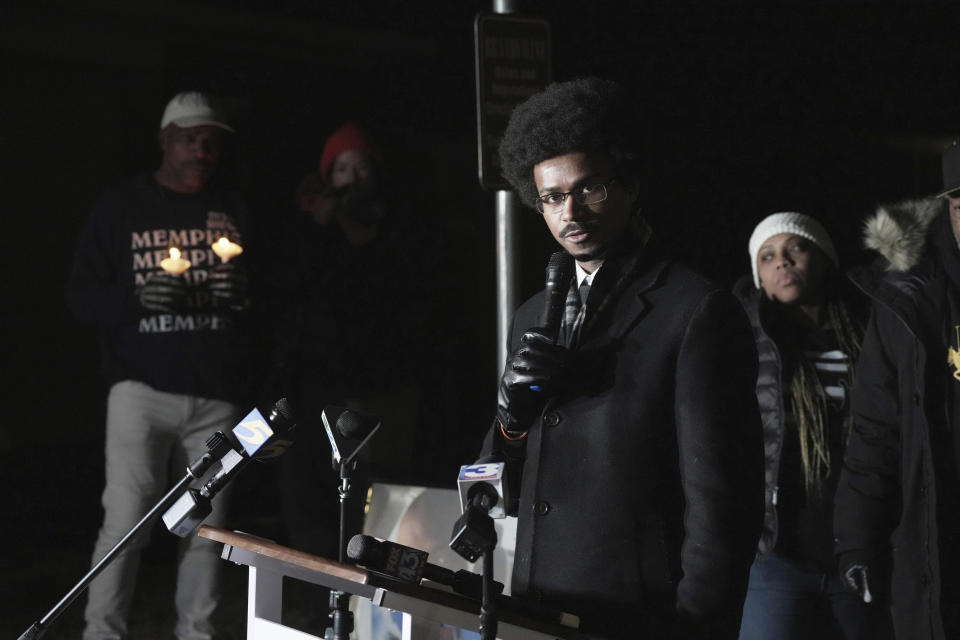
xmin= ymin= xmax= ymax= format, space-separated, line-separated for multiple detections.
xmin=765 ymin=277 xmax=863 ymax=499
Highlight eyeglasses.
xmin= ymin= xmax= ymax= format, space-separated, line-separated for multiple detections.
xmin=534 ymin=178 xmax=616 ymax=214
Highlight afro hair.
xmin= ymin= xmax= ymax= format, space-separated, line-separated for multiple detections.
xmin=497 ymin=77 xmax=642 ymax=208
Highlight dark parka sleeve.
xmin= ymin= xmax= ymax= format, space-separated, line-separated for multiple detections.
xmin=834 ymin=306 xmax=902 ymax=562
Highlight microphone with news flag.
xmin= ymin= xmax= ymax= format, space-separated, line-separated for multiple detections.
xmin=347 ymin=534 xmax=502 ymax=600
xmin=163 ymin=398 xmax=297 ymax=537
xmin=450 ymin=463 xmax=508 ymax=563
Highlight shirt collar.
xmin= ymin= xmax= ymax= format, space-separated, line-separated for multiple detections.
xmin=575 ymin=260 xmax=603 ymax=287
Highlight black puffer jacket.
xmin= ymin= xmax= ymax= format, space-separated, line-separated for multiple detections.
xmin=732 ymin=277 xmax=786 ymax=555
xmin=733 ymin=273 xmax=869 ymax=558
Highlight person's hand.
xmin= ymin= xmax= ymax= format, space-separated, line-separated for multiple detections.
xmin=207 ymin=261 xmax=249 ymax=311
xmin=138 ymin=273 xmax=188 ymax=313
xmin=497 ymin=328 xmax=574 ymax=434
xmin=842 ymin=563 xmax=874 ymax=603
xmin=303 ymin=189 xmax=340 ymax=226
xmin=339 ymin=184 xmax=385 ymax=226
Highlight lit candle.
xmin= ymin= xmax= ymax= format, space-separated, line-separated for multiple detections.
xmin=211 ymin=236 xmax=243 ymax=263
xmin=160 ymin=246 xmax=191 ymax=275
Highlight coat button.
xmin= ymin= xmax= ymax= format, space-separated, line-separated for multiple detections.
xmin=920 ymin=485 xmax=927 ymax=497
xmin=534 ymin=501 xmax=551 ymax=515
xmin=543 ymin=412 xmax=560 ymax=427
xmin=920 ymin=574 xmax=930 ymax=587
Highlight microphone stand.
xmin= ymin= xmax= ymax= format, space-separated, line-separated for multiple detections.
xmin=450 ymin=484 xmax=500 ymax=640
xmin=18 ymin=454 xmax=220 ymax=640
xmin=480 ymin=540 xmax=498 ymax=640
xmin=320 ymin=405 xmax=381 ymax=640
xmin=327 ymin=458 xmax=357 ymax=640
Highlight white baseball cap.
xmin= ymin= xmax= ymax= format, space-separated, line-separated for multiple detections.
xmin=160 ymin=91 xmax=234 ymax=132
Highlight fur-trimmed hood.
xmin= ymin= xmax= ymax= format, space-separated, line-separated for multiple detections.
xmin=863 ymin=196 xmax=946 ymax=272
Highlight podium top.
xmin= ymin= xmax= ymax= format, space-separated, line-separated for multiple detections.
xmin=198 ymin=526 xmax=586 ymax=640
xmin=198 ymin=525 xmax=368 ymax=585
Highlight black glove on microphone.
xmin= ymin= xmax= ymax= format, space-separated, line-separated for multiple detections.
xmin=138 ymin=273 xmax=188 ymax=313
xmin=497 ymin=328 xmax=574 ymax=434
xmin=207 ymin=261 xmax=249 ymax=311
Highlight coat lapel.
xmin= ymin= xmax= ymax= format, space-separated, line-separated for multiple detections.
xmin=587 ymin=257 xmax=670 ymax=344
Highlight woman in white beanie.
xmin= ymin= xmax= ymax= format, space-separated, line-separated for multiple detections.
xmin=733 ymin=213 xmax=884 ymax=639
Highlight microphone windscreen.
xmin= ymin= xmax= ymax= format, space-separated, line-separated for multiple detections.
xmin=267 ymin=398 xmax=296 ymax=432
xmin=336 ymin=409 xmax=378 ymax=440
xmin=543 ymin=251 xmax=573 ymax=337
xmin=347 ymin=534 xmax=376 ymax=563
xmin=546 ymin=250 xmax=569 ymax=280
xmin=346 ymin=534 xmax=428 ymax=584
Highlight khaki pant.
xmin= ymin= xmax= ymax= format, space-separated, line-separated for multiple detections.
xmin=83 ymin=381 xmax=241 ymax=640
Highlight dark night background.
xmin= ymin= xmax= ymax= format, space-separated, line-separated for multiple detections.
xmin=3 ymin=1 xmax=959 ymax=637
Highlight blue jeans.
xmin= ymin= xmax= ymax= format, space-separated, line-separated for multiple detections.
xmin=739 ymin=551 xmax=874 ymax=640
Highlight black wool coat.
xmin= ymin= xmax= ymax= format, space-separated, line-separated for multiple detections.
xmin=482 ymin=249 xmax=765 ymax=639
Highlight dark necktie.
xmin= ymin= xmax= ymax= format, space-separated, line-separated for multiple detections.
xmin=578 ymin=279 xmax=591 ymax=308
xmin=566 ymin=280 xmax=591 ymax=347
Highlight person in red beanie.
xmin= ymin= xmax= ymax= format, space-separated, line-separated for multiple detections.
xmin=319 ymin=121 xmax=381 ymax=186
xmin=297 ymin=121 xmax=385 ymax=244
xmin=277 ymin=121 xmax=427 ymax=635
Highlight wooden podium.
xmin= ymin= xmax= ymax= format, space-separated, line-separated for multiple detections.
xmin=198 ymin=526 xmax=585 ymax=640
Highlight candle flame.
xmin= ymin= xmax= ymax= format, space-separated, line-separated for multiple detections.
xmin=211 ymin=237 xmax=242 ymax=263
xmin=169 ymin=247 xmax=181 ymax=260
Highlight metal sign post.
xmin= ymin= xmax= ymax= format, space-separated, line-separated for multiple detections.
xmin=474 ymin=6 xmax=551 ymax=374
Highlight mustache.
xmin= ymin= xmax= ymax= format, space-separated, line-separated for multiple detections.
xmin=559 ymin=222 xmax=598 ymax=238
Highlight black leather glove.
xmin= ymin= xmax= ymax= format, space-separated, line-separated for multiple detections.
xmin=207 ymin=261 xmax=249 ymax=311
xmin=497 ymin=328 xmax=574 ymax=434
xmin=138 ymin=273 xmax=188 ymax=313
xmin=842 ymin=563 xmax=874 ymax=603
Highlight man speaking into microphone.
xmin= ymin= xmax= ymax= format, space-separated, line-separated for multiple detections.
xmin=479 ymin=77 xmax=764 ymax=639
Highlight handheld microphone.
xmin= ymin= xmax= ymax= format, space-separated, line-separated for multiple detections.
xmin=542 ymin=250 xmax=573 ymax=342
xmin=163 ymin=398 xmax=297 ymax=537
xmin=347 ymin=534 xmax=502 ymax=600
xmin=322 ymin=406 xmax=381 ymax=469
xmin=529 ymin=250 xmax=574 ymax=392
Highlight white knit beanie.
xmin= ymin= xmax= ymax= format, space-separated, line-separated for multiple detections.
xmin=748 ymin=212 xmax=839 ymax=288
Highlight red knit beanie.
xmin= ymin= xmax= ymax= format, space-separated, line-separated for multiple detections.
xmin=318 ymin=122 xmax=381 ymax=180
